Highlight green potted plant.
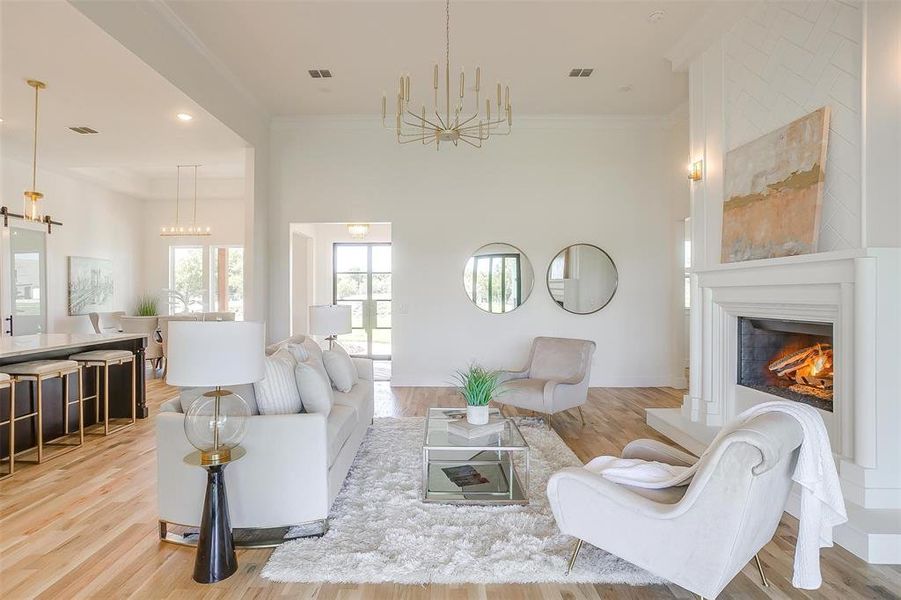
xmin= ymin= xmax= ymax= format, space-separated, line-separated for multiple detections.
xmin=453 ymin=364 xmax=502 ymax=425
xmin=134 ymin=294 xmax=159 ymax=317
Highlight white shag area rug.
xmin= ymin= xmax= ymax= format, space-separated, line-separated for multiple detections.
xmin=261 ymin=417 xmax=661 ymax=585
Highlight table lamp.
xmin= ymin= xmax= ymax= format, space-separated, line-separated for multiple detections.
xmin=166 ymin=320 xmax=264 ymax=584
xmin=309 ymin=304 xmax=352 ymax=349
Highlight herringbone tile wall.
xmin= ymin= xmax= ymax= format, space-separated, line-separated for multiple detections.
xmin=724 ymin=0 xmax=862 ymax=251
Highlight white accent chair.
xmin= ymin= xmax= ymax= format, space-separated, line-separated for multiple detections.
xmin=496 ymin=337 xmax=595 ymax=424
xmin=156 ymin=335 xmax=374 ymax=545
xmin=547 ymin=412 xmax=803 ymax=599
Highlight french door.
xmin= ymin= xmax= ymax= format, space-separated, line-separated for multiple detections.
xmin=2 ymin=227 xmax=48 ymax=335
xmin=333 ymin=243 xmax=391 ymax=359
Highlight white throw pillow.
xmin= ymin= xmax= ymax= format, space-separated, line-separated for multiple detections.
xmin=322 ymin=343 xmax=358 ymax=393
xmin=294 ymin=359 xmax=333 ymax=415
xmin=254 ymin=352 xmax=303 ymax=415
xmin=283 ymin=342 xmax=310 ymax=364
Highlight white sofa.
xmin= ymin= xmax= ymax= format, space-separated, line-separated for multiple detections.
xmin=156 ymin=335 xmax=374 ymax=539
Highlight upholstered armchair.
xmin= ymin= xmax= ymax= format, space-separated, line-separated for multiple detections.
xmin=496 ymin=337 xmax=595 ymax=424
xmin=547 ymin=412 xmax=803 ymax=599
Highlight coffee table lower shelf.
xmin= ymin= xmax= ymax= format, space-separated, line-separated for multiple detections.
xmin=422 ymin=449 xmax=529 ymax=505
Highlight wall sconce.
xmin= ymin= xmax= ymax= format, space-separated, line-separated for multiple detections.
xmin=688 ymin=159 xmax=704 ymax=182
xmin=347 ymin=223 xmax=370 ymax=239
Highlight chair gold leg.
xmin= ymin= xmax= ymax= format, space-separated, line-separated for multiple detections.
xmin=566 ymin=539 xmax=583 ymax=575
xmin=754 ymin=553 xmax=769 ymax=587
xmin=94 ymin=366 xmax=100 ymax=425
xmin=6 ymin=384 xmax=14 ymax=476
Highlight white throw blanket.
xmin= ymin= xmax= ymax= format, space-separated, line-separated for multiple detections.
xmin=584 ymin=401 xmax=847 ymax=589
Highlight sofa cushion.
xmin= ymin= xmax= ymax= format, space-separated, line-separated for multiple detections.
xmin=254 ymin=352 xmax=303 ymax=415
xmin=294 ymin=359 xmax=333 ymax=415
xmin=499 ymin=378 xmax=547 ymax=408
xmin=326 ymin=405 xmax=357 ymax=467
xmin=323 ymin=343 xmax=358 ymax=393
xmin=179 ymin=383 xmax=260 ymax=415
xmin=333 ymin=380 xmax=369 ymax=425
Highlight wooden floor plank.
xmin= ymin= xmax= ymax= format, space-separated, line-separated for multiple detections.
xmin=0 ymin=376 xmax=898 ymax=599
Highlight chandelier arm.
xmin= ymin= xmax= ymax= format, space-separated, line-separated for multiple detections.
xmin=458 ymin=136 xmax=481 ymax=148
xmin=457 ymin=119 xmax=506 ymax=132
xmin=404 ymin=110 xmax=443 ymax=130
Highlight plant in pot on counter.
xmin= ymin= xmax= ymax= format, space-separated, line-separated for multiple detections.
xmin=453 ymin=364 xmax=502 ymax=425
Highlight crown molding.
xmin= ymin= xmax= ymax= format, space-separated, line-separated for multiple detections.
xmin=271 ymin=113 xmax=677 ymax=132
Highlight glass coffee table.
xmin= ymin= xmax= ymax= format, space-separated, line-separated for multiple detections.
xmin=422 ymin=407 xmax=530 ymax=505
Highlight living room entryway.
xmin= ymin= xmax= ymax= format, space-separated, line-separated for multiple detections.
xmin=290 ymin=223 xmax=392 ymax=381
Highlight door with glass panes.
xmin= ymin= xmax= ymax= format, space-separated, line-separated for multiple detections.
xmin=333 ymin=243 xmax=391 ymax=358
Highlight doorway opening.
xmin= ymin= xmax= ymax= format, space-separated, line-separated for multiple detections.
xmin=290 ymin=223 xmax=391 ymax=381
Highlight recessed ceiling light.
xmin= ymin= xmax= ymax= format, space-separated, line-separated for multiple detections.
xmin=648 ymin=10 xmax=665 ymax=23
xmin=0 ymin=117 xmax=4 ymax=123
xmin=176 ymin=112 xmax=193 ymax=122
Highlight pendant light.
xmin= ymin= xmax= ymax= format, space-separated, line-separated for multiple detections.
xmin=160 ymin=165 xmax=211 ymax=237
xmin=0 ymin=79 xmax=63 ymax=233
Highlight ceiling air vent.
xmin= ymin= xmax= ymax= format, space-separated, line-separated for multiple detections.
xmin=69 ymin=126 xmax=98 ymax=134
xmin=568 ymin=68 xmax=593 ymax=78
xmin=308 ymin=69 xmax=333 ymax=78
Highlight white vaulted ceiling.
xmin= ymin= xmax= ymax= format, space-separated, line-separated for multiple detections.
xmin=163 ymin=0 xmax=712 ymax=116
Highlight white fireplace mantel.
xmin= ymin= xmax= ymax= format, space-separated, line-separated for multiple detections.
xmin=648 ymin=247 xmax=901 ymax=564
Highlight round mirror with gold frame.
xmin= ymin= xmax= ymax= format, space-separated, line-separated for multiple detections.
xmin=463 ymin=243 xmax=534 ymax=314
xmin=547 ymin=244 xmax=618 ymax=314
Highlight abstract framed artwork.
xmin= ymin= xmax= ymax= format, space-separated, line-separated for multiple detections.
xmin=721 ymin=107 xmax=830 ymax=263
xmin=68 ymin=256 xmax=114 ymax=316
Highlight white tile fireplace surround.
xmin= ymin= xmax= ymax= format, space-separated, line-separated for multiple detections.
xmin=648 ymin=248 xmax=901 ymax=564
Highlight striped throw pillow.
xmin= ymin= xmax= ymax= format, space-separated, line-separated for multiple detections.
xmin=254 ymin=352 xmax=302 ymax=415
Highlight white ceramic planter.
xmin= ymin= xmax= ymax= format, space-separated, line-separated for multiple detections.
xmin=466 ymin=404 xmax=490 ymax=425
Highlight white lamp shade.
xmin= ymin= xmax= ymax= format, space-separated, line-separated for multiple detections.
xmin=166 ymin=321 xmax=265 ymax=387
xmin=309 ymin=304 xmax=352 ymax=336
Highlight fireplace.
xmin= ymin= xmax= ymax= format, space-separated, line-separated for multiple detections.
xmin=737 ymin=317 xmax=834 ymax=412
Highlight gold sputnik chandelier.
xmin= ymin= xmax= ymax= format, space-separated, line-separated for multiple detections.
xmin=381 ymin=0 xmax=512 ymax=149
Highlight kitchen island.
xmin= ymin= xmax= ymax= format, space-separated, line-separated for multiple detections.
xmin=0 ymin=333 xmax=148 ymax=462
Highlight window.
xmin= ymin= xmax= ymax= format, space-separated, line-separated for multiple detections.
xmin=169 ymin=246 xmax=204 ymax=313
xmin=211 ymin=246 xmax=244 ymax=319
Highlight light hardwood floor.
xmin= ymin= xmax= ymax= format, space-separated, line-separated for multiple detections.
xmin=1 ymin=377 xmax=899 ymax=599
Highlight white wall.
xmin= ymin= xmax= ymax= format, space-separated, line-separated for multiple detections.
xmin=270 ymin=117 xmax=689 ymax=387
xmin=723 ymin=0 xmax=863 ymax=251
xmin=1 ymin=159 xmax=144 ymax=333
xmin=142 ymin=196 xmax=246 ymax=312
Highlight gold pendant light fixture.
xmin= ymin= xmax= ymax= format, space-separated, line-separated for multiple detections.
xmin=0 ymin=79 xmax=63 ymax=233
xmin=381 ymin=0 xmax=512 ymax=149
xmin=160 ymin=165 xmax=211 ymax=237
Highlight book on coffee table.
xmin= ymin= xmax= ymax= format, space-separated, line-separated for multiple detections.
xmin=447 ymin=417 xmax=506 ymax=439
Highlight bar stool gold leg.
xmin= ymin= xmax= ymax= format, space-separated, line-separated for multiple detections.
xmin=94 ymin=366 xmax=100 ymax=426
xmin=4 ymin=384 xmax=13 ymax=477
xmin=77 ymin=368 xmax=84 ymax=446
xmin=62 ymin=372 xmax=69 ymax=435
xmin=131 ymin=358 xmax=136 ymax=424
xmin=103 ymin=364 xmax=110 ymax=435
xmin=36 ymin=376 xmax=43 ymax=463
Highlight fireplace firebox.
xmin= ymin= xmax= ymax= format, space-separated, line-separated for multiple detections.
xmin=737 ymin=317 xmax=834 ymax=412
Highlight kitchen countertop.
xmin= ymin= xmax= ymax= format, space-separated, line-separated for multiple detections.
xmin=0 ymin=333 xmax=148 ymax=359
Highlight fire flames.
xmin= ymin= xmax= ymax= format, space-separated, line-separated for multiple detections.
xmin=768 ymin=343 xmax=834 ymax=401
